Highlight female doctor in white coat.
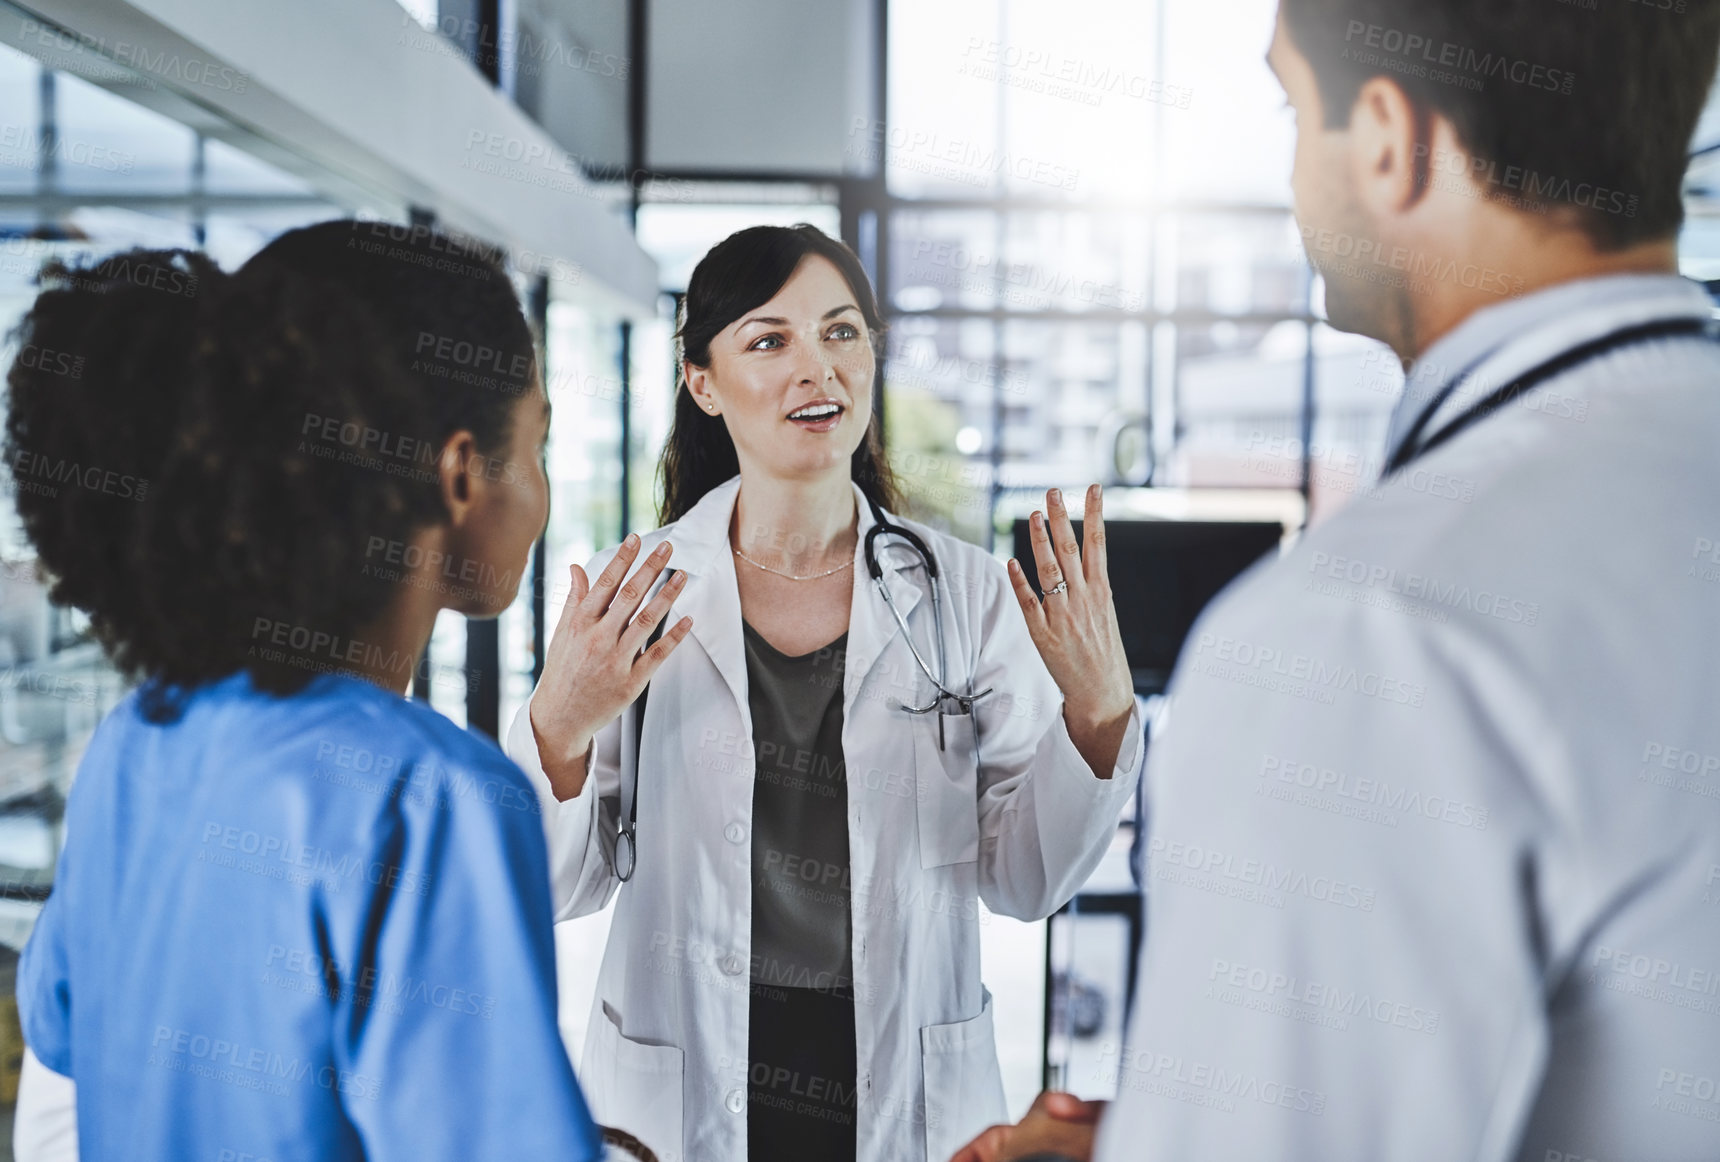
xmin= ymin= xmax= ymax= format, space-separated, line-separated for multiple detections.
xmin=512 ymin=224 xmax=1145 ymax=1162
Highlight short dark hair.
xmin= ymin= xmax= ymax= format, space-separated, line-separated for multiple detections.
xmin=4 ymin=220 xmax=536 ymax=714
xmin=1280 ymin=0 xmax=1720 ymax=249
xmin=658 ymin=223 xmax=900 ymax=525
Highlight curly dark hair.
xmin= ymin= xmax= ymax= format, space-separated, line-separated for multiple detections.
xmin=3 ymin=220 xmax=538 ymax=718
xmin=658 ymin=223 xmax=901 ymax=525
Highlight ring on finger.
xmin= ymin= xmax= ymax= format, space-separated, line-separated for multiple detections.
xmin=1044 ymin=580 xmax=1070 ymax=599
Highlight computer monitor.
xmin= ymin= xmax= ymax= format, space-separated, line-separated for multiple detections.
xmin=1010 ymin=518 xmax=1285 ymax=695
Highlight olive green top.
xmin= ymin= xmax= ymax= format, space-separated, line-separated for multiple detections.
xmin=743 ymin=621 xmax=853 ymax=989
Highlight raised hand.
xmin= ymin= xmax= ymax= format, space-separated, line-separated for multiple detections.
xmin=528 ymin=535 xmax=694 ymax=800
xmin=1006 ymin=485 xmax=1136 ymax=779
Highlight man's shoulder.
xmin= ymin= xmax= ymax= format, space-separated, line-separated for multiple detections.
xmin=1176 ymin=486 xmax=1537 ymax=715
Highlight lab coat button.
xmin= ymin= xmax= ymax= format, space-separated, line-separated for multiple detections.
xmin=722 ymin=953 xmax=745 ymax=976
xmin=725 ymin=1087 xmax=745 ymax=1114
xmin=724 ymin=822 xmax=746 ymax=845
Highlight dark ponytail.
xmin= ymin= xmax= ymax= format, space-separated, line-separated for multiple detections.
xmin=4 ymin=220 xmax=536 ymax=717
xmin=658 ymin=224 xmax=901 ymax=525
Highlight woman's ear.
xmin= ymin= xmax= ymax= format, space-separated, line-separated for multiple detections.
xmin=437 ymin=429 xmax=478 ymax=522
xmin=685 ymin=361 xmax=718 ymax=415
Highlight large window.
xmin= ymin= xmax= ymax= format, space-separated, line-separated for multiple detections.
xmin=877 ymin=0 xmax=1339 ymax=548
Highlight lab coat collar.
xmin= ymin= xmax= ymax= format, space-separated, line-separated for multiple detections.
xmin=661 ymin=477 xmax=748 ymax=718
xmin=662 ymin=475 xmax=926 ymax=717
xmin=1382 ymin=273 xmax=1714 ymax=470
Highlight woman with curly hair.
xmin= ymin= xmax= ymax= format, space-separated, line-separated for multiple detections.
xmin=5 ymin=220 xmax=679 ymax=1160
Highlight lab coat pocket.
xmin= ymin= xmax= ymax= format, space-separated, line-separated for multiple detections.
xmin=913 ymin=712 xmax=981 ymax=869
xmin=583 ymin=1002 xmax=684 ymax=1162
xmin=920 ymin=988 xmax=1008 ymax=1162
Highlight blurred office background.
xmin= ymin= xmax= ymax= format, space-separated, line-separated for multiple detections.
xmin=0 ymin=0 xmax=1718 ymax=1141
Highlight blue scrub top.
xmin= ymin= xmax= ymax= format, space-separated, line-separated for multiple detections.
xmin=18 ymin=670 xmax=603 ymax=1161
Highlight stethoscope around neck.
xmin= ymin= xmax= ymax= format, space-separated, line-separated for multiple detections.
xmin=613 ymin=494 xmax=995 ymax=884
xmin=862 ymin=493 xmax=993 ymax=749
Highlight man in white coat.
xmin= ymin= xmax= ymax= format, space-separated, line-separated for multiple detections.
xmin=954 ymin=1 xmax=1720 ymax=1160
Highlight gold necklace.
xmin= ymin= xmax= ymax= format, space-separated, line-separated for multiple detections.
xmin=732 ymin=546 xmax=855 ymax=582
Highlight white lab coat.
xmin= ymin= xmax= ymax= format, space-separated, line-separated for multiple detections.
xmin=507 ymin=476 xmax=1144 ymax=1162
xmin=1095 ymin=274 xmax=1720 ymax=1160
xmin=14 ymin=1049 xmax=76 ymax=1161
